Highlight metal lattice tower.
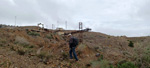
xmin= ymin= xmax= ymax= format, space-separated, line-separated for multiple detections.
xmin=79 ymin=22 xmax=83 ymax=30
xmin=52 ymin=24 xmax=54 ymax=29
xmin=79 ymin=22 xmax=83 ymax=43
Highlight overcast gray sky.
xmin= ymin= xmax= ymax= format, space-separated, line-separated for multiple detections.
xmin=0 ymin=0 xmax=150 ymax=37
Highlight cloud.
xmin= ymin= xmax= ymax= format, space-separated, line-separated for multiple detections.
xmin=0 ymin=0 xmax=149 ymax=37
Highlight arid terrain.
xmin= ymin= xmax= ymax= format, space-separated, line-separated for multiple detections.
xmin=0 ymin=26 xmax=150 ymax=68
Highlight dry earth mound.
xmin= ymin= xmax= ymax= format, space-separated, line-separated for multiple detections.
xmin=0 ymin=26 xmax=149 ymax=68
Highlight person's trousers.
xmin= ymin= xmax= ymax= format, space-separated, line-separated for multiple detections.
xmin=69 ymin=47 xmax=78 ymax=61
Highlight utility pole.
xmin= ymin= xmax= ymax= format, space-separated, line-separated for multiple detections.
xmin=57 ymin=21 xmax=59 ymax=28
xmin=65 ymin=21 xmax=67 ymax=30
xmin=15 ymin=16 xmax=17 ymax=27
xmin=52 ymin=24 xmax=54 ymax=29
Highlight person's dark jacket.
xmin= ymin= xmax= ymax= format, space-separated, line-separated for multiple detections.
xmin=69 ymin=37 xmax=78 ymax=48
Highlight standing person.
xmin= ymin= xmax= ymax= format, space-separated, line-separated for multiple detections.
xmin=68 ymin=34 xmax=79 ymax=61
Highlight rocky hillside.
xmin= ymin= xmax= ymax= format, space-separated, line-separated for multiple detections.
xmin=0 ymin=26 xmax=150 ymax=68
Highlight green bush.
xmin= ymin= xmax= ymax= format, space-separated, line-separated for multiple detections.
xmin=0 ymin=39 xmax=7 ymax=47
xmin=37 ymin=52 xmax=47 ymax=59
xmin=21 ymin=44 xmax=34 ymax=49
xmin=137 ymin=49 xmax=150 ymax=68
xmin=128 ymin=41 xmax=134 ymax=47
xmin=10 ymin=46 xmax=15 ymax=51
xmin=37 ymin=52 xmax=51 ymax=59
xmin=77 ymin=50 xmax=82 ymax=55
xmin=133 ymin=42 xmax=150 ymax=68
xmin=46 ymin=34 xmax=53 ymax=39
xmin=100 ymin=60 xmax=111 ymax=68
xmin=1 ymin=40 xmax=6 ymax=44
xmin=97 ymin=55 xmax=103 ymax=61
xmin=90 ymin=60 xmax=111 ymax=68
xmin=117 ymin=62 xmax=137 ymax=68
xmin=37 ymin=52 xmax=51 ymax=64
xmin=27 ymin=32 xmax=40 ymax=36
xmin=62 ymin=52 xmax=68 ymax=60
xmin=0 ymin=61 xmax=11 ymax=68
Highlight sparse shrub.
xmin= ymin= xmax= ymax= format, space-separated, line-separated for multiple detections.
xmin=77 ymin=50 xmax=82 ymax=56
xmin=17 ymin=49 xmax=26 ymax=55
xmin=58 ymin=35 xmax=64 ymax=40
xmin=26 ymin=45 xmax=34 ymax=48
xmin=1 ymin=40 xmax=6 ymax=44
xmin=10 ymin=46 xmax=16 ymax=51
xmin=29 ymin=45 xmax=34 ymax=48
xmin=21 ymin=44 xmax=34 ymax=49
xmin=27 ymin=32 xmax=40 ymax=36
xmin=0 ymin=60 xmax=11 ymax=68
xmin=128 ymin=41 xmax=134 ymax=47
xmin=90 ymin=60 xmax=110 ymax=68
xmin=110 ymin=64 xmax=114 ymax=68
xmin=0 ymin=39 xmax=7 ymax=47
xmin=97 ymin=55 xmax=103 ymax=61
xmin=94 ymin=47 xmax=99 ymax=52
xmin=76 ymin=63 xmax=81 ymax=67
xmin=15 ymin=36 xmax=29 ymax=45
xmin=117 ymin=62 xmax=137 ymax=68
xmin=100 ymin=60 xmax=111 ymax=68
xmin=14 ymin=41 xmax=18 ymax=44
xmin=46 ymin=36 xmax=52 ymax=39
xmin=133 ymin=41 xmax=150 ymax=68
xmin=0 ymin=43 xmax=3 ymax=47
xmin=69 ymin=63 xmax=72 ymax=67
xmin=37 ymin=52 xmax=47 ymax=59
xmin=141 ymin=40 xmax=144 ymax=42
xmin=141 ymin=55 xmax=150 ymax=65
xmin=37 ymin=52 xmax=51 ymax=64
xmin=46 ymin=34 xmax=53 ymax=39
xmin=15 ymin=36 xmax=34 ymax=49
xmin=78 ymin=43 xmax=87 ymax=51
xmin=86 ymin=63 xmax=91 ymax=67
xmin=37 ymin=52 xmax=51 ymax=59
xmin=62 ymin=52 xmax=68 ymax=60
xmin=135 ymin=48 xmax=150 ymax=68
xmin=0 ymin=61 xmax=7 ymax=67
xmin=25 ymin=29 xmax=29 ymax=32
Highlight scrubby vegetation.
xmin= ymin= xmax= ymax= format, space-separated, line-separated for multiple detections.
xmin=0 ymin=26 xmax=149 ymax=68
xmin=97 ymin=55 xmax=104 ymax=61
xmin=90 ymin=60 xmax=111 ymax=68
xmin=27 ymin=31 xmax=40 ymax=36
xmin=17 ymin=49 xmax=26 ymax=55
xmin=46 ymin=34 xmax=53 ymax=39
xmin=128 ymin=41 xmax=134 ymax=47
xmin=133 ymin=39 xmax=150 ymax=68
xmin=37 ymin=51 xmax=52 ymax=64
xmin=117 ymin=61 xmax=137 ymax=68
